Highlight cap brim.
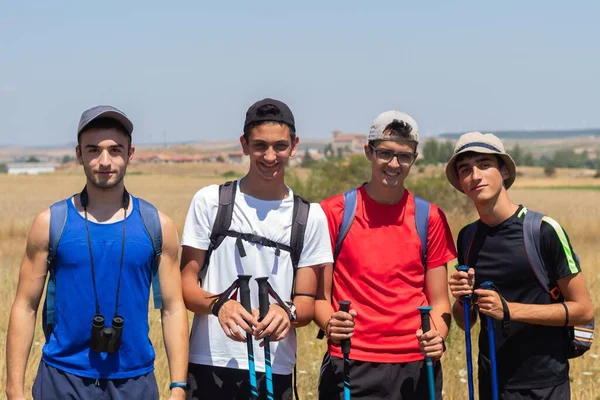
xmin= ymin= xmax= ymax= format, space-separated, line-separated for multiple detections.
xmin=78 ymin=110 xmax=134 ymax=136
xmin=445 ymin=147 xmax=516 ymax=192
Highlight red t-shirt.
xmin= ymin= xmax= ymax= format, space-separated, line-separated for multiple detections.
xmin=321 ymin=185 xmax=457 ymax=363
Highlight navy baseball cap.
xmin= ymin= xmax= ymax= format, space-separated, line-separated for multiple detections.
xmin=77 ymin=105 xmax=134 ymax=138
xmin=244 ymin=98 xmax=295 ymax=132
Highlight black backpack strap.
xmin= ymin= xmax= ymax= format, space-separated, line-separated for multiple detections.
xmin=414 ymin=196 xmax=430 ymax=269
xmin=460 ymin=221 xmax=478 ymax=267
xmin=138 ymin=198 xmax=164 ymax=309
xmin=523 ymin=208 xmax=561 ymax=300
xmin=201 ymin=180 xmax=237 ymax=276
xmin=290 ymin=194 xmax=310 ymax=270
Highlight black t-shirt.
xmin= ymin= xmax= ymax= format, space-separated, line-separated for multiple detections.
xmin=457 ymin=205 xmax=581 ymax=390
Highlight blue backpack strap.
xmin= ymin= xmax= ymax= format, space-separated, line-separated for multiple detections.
xmin=414 ymin=196 xmax=430 ymax=268
xmin=333 ymin=189 xmax=358 ymax=261
xmin=138 ymin=198 xmax=164 ymax=309
xmin=44 ymin=199 xmax=68 ymax=338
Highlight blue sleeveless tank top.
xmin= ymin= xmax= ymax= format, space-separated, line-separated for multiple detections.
xmin=42 ymin=196 xmax=156 ymax=379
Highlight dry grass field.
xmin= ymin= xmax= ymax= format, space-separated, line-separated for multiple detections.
xmin=1 ymin=164 xmax=599 ymax=399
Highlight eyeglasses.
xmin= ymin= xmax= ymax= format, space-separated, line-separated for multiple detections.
xmin=369 ymin=145 xmax=417 ymax=166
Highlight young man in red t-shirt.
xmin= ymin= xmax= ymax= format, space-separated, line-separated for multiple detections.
xmin=315 ymin=111 xmax=457 ymax=399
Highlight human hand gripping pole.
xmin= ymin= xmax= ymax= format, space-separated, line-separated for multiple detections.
xmin=480 ymin=281 xmax=499 ymax=400
xmin=456 ymin=265 xmax=475 ymax=400
xmin=256 ymin=277 xmax=274 ymax=400
xmin=418 ymin=306 xmax=436 ymax=400
xmin=238 ymin=275 xmax=259 ymax=400
xmin=338 ymin=300 xmax=352 ymax=400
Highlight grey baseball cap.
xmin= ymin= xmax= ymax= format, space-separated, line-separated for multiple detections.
xmin=77 ymin=105 xmax=134 ymax=138
xmin=368 ymin=110 xmax=419 ymax=143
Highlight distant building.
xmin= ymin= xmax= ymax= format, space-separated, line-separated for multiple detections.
xmin=331 ymin=130 xmax=367 ymax=154
xmin=7 ymin=163 xmax=56 ymax=175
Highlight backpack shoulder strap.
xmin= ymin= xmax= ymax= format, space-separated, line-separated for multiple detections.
xmin=523 ymin=208 xmax=561 ymax=300
xmin=290 ymin=194 xmax=310 ymax=270
xmin=138 ymin=197 xmax=164 ymax=309
xmin=334 ymin=189 xmax=358 ymax=261
xmin=460 ymin=221 xmax=478 ymax=267
xmin=44 ymin=199 xmax=69 ymax=338
xmin=201 ymin=181 xmax=237 ymax=274
xmin=414 ymin=196 xmax=430 ymax=268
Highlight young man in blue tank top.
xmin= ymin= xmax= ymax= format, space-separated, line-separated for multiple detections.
xmin=6 ymin=106 xmax=189 ymax=400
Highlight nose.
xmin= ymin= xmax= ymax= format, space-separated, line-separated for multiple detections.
xmin=471 ymin=166 xmax=482 ymax=180
xmin=98 ymin=149 xmax=111 ymax=167
xmin=388 ymin=155 xmax=401 ymax=169
xmin=263 ymin=147 xmax=277 ymax=163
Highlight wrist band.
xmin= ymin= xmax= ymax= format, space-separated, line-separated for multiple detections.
xmin=169 ymin=381 xmax=188 ymax=390
xmin=562 ymin=302 xmax=569 ymax=327
xmin=211 ymin=298 xmax=231 ymax=317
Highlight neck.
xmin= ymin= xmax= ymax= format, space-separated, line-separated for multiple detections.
xmin=82 ymin=181 xmax=127 ymax=210
xmin=364 ymin=180 xmax=405 ymax=205
xmin=475 ymin=189 xmax=519 ymax=226
xmin=239 ymin=173 xmax=289 ymax=201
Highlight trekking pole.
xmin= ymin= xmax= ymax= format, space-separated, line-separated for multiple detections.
xmin=338 ymin=300 xmax=352 ymax=400
xmin=238 ymin=274 xmax=259 ymax=400
xmin=418 ymin=306 xmax=436 ymax=400
xmin=255 ymin=277 xmax=274 ymax=400
xmin=456 ymin=265 xmax=475 ymax=400
xmin=480 ymin=281 xmax=499 ymax=400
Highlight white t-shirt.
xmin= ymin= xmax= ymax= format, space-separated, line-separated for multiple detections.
xmin=181 ymin=180 xmax=333 ymax=375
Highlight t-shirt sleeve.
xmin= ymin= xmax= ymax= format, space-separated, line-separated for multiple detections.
xmin=320 ymin=195 xmax=342 ymax=254
xmin=297 ymin=203 xmax=334 ymax=268
xmin=181 ymin=185 xmax=219 ymax=250
xmin=425 ymin=205 xmax=458 ymax=269
xmin=540 ymin=217 xmax=581 ymax=280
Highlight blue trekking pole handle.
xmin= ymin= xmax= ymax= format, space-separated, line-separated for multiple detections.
xmin=457 ymin=265 xmax=475 ymax=400
xmin=339 ymin=300 xmax=352 ymax=400
xmin=256 ymin=277 xmax=274 ymax=400
xmin=418 ymin=306 xmax=436 ymax=400
xmin=480 ymin=281 xmax=499 ymax=400
xmin=238 ymin=275 xmax=258 ymax=400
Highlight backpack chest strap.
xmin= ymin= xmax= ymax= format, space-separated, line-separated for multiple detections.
xmin=223 ymin=230 xmax=292 ymax=258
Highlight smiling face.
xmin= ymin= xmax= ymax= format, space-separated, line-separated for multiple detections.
xmin=455 ymin=152 xmax=510 ymax=204
xmin=240 ymin=122 xmax=298 ymax=182
xmin=76 ymin=127 xmax=134 ymax=190
xmin=365 ymin=140 xmax=417 ymax=189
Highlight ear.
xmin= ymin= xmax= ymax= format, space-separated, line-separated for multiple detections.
xmin=127 ymin=145 xmax=135 ymax=163
xmin=500 ymin=164 xmax=510 ymax=180
xmin=364 ymin=143 xmax=374 ymax=161
xmin=290 ymin=136 xmax=300 ymax=158
xmin=75 ymin=145 xmax=83 ymax=165
xmin=240 ymin=134 xmax=249 ymax=156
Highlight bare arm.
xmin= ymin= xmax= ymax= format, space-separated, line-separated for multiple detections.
xmin=424 ymin=264 xmax=451 ymax=339
xmin=6 ymin=211 xmax=50 ymax=400
xmin=477 ymin=272 xmax=594 ymax=326
xmin=157 ymin=213 xmax=189 ymax=399
xmin=291 ymin=265 xmax=320 ymax=327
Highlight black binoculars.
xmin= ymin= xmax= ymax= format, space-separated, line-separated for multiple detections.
xmin=90 ymin=314 xmax=124 ymax=353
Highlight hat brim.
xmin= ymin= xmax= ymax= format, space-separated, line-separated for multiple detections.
xmin=78 ymin=110 xmax=134 ymax=137
xmin=445 ymin=146 xmax=516 ymax=193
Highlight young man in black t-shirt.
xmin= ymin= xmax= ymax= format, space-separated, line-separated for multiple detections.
xmin=446 ymin=132 xmax=593 ymax=399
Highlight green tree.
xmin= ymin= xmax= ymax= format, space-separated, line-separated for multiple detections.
xmin=301 ymin=149 xmax=315 ymax=168
xmin=422 ymin=139 xmax=439 ymax=165
xmin=25 ymin=155 xmax=40 ymax=163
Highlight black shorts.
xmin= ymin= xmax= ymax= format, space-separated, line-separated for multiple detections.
xmin=318 ymin=353 xmax=443 ymax=400
xmin=479 ymin=378 xmax=571 ymax=400
xmin=186 ymin=363 xmax=293 ymax=400
xmin=32 ymin=361 xmax=158 ymax=400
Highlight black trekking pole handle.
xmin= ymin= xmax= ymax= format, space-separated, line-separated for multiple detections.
xmin=338 ymin=300 xmax=352 ymax=354
xmin=256 ymin=277 xmax=270 ymax=320
xmin=237 ymin=274 xmax=258 ymax=399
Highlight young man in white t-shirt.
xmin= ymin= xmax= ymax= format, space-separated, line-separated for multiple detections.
xmin=180 ymin=98 xmax=333 ymax=400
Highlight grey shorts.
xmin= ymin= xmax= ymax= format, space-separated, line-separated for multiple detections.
xmin=32 ymin=361 xmax=159 ymax=400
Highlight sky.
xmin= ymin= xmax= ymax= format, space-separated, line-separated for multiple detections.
xmin=1 ymin=1 xmax=599 ymax=147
